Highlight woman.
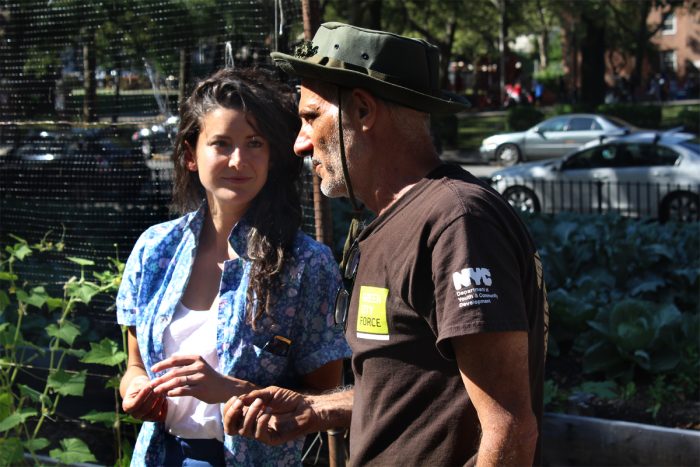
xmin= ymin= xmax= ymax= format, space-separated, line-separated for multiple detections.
xmin=116 ymin=68 xmax=350 ymax=466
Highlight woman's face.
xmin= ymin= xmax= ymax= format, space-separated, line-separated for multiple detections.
xmin=187 ymin=106 xmax=270 ymax=216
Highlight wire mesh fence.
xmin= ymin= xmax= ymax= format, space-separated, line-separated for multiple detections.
xmin=0 ymin=1 xmax=339 ymax=465
xmin=0 ymin=0 xmax=316 ymax=300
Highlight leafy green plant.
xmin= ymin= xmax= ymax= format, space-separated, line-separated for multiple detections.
xmin=0 ymin=233 xmax=134 ymax=466
xmin=583 ymin=299 xmax=685 ymax=380
xmin=524 ymin=213 xmax=699 ymax=421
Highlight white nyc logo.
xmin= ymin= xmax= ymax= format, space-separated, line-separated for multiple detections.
xmin=452 ymin=268 xmax=492 ymax=290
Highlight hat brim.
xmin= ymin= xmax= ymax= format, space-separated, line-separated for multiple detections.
xmin=271 ymin=52 xmax=469 ymax=115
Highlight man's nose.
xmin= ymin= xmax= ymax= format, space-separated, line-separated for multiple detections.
xmin=294 ymin=129 xmax=313 ymax=158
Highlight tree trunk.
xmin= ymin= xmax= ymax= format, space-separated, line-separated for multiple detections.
xmin=112 ymin=54 xmax=121 ymax=123
xmin=178 ymin=45 xmax=191 ymax=109
xmin=580 ymin=14 xmax=606 ymax=107
xmin=630 ymin=1 xmax=653 ymax=97
xmin=82 ymin=30 xmax=97 ymax=123
xmin=499 ymin=0 xmax=508 ymax=106
xmin=440 ymin=18 xmax=457 ymax=90
xmin=535 ymin=0 xmax=549 ymax=69
xmin=368 ymin=0 xmax=382 ymax=29
xmin=537 ymin=33 xmax=548 ymax=70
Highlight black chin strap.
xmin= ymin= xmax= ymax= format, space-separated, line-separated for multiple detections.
xmin=337 ymin=87 xmax=365 ymax=271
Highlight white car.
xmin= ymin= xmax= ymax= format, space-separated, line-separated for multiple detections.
xmin=489 ymin=132 xmax=700 ymax=222
xmin=480 ymin=113 xmax=635 ymax=166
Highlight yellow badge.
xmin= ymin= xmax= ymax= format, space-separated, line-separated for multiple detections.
xmin=356 ymin=286 xmax=390 ymax=340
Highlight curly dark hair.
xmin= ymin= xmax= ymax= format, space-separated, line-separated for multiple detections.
xmin=172 ymin=67 xmax=302 ymax=327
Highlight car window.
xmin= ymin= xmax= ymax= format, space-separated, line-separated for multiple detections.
xmin=648 ymin=144 xmax=680 ymax=166
xmin=538 ymin=117 xmax=568 ymax=132
xmin=567 ymin=117 xmax=598 ymax=131
xmin=562 ymin=146 xmax=600 ymax=169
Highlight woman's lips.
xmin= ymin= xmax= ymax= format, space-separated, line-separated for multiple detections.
xmin=222 ymin=175 xmax=252 ymax=183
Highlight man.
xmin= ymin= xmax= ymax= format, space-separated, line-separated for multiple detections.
xmin=223 ymin=22 xmax=548 ymax=466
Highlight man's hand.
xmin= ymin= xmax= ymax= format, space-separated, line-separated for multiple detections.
xmin=222 ymin=386 xmax=322 ymax=446
xmin=121 ymin=375 xmax=167 ymax=422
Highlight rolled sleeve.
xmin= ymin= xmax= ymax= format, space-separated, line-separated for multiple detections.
xmin=294 ymin=243 xmax=351 ymax=375
xmin=116 ymin=233 xmax=147 ymax=327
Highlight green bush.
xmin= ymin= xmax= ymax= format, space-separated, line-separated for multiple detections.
xmin=506 ymin=106 xmax=545 ymax=131
xmin=0 ymin=233 xmax=135 ymax=466
xmin=533 ymin=64 xmax=564 ymax=91
xmin=677 ymin=106 xmax=700 ymax=134
xmin=552 ymin=103 xmax=595 ymax=115
xmin=596 ymin=103 xmax=662 ymax=129
xmin=524 ymin=213 xmax=699 ymax=389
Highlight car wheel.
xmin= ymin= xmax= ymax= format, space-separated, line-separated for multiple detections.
xmin=503 ymin=186 xmax=541 ymax=213
xmin=659 ymin=191 xmax=699 ymax=223
xmin=495 ymin=143 xmax=521 ymax=166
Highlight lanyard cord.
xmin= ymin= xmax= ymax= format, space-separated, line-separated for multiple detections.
xmin=337 ymin=86 xmax=361 ymax=213
xmin=336 ymin=86 xmax=365 ymax=271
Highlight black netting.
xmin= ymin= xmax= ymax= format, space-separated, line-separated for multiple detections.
xmin=0 ymin=0 xmax=314 ymax=329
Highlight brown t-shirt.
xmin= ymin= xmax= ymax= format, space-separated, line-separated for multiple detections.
xmin=346 ymin=164 xmax=548 ymax=466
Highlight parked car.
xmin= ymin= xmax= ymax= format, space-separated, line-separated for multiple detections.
xmin=480 ymin=113 xmax=636 ymax=166
xmin=2 ymin=128 xmax=151 ymax=202
xmin=132 ymin=115 xmax=178 ymax=160
xmin=489 ymin=131 xmax=700 ymax=222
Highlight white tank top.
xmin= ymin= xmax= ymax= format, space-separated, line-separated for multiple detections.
xmin=162 ymin=299 xmax=224 ymax=441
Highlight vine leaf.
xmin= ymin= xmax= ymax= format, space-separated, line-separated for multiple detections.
xmin=81 ymin=338 xmax=126 ymax=367
xmin=46 ymin=321 xmax=82 ymax=346
xmin=49 ymin=438 xmax=97 ymax=464
xmin=47 ymin=370 xmax=86 ymax=397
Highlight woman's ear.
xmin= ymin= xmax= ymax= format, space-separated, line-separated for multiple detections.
xmin=184 ymin=141 xmax=197 ymax=171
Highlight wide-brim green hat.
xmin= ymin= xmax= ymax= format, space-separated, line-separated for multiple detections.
xmin=270 ymin=22 xmax=469 ymax=114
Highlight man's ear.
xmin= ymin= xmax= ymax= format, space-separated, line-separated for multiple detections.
xmin=350 ymin=88 xmax=377 ymax=131
xmin=184 ymin=142 xmax=197 ymax=171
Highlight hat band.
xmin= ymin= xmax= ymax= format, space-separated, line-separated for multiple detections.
xmin=308 ymin=56 xmax=433 ymax=96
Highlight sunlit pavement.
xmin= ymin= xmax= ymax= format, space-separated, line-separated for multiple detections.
xmin=440 ymin=148 xmax=498 ymax=179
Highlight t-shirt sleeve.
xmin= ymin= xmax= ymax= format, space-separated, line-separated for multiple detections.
xmin=432 ymin=213 xmax=529 ymax=359
xmin=293 ymin=243 xmax=352 ymax=375
xmin=116 ymin=232 xmax=148 ymax=327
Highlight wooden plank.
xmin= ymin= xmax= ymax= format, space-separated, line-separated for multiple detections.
xmin=543 ymin=413 xmax=700 ymax=466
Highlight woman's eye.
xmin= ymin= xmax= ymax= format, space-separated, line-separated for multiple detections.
xmin=248 ymin=138 xmax=264 ymax=148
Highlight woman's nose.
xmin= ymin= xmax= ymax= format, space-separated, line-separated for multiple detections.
xmin=294 ymin=129 xmax=313 ymax=158
xmin=228 ymin=147 xmax=242 ymax=166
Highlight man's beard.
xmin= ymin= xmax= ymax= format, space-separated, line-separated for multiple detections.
xmin=318 ymin=117 xmax=358 ymax=199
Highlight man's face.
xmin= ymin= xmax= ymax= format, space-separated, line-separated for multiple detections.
xmin=294 ymin=83 xmax=348 ymax=198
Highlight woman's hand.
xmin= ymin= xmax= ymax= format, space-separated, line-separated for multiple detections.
xmin=121 ymin=375 xmax=168 ymax=422
xmin=150 ymin=354 xmax=249 ymax=404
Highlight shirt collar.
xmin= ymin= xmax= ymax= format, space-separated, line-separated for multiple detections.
xmin=185 ymin=200 xmax=253 ymax=260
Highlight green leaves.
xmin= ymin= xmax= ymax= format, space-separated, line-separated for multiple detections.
xmin=47 ymin=369 xmax=87 ymax=397
xmin=81 ymin=338 xmax=127 ymax=367
xmin=0 ymin=408 xmax=37 ymax=432
xmin=46 ymin=321 xmax=82 ymax=346
xmin=0 ymin=438 xmax=24 ymax=467
xmin=80 ymin=410 xmax=116 ymax=428
xmin=0 ymin=233 xmax=128 ymax=464
xmin=67 ymin=257 xmax=95 ymax=267
xmin=49 ymin=438 xmax=97 ymax=464
xmin=64 ymin=280 xmax=102 ymax=304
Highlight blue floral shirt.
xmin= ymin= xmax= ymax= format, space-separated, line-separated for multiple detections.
xmin=116 ymin=204 xmax=351 ymax=466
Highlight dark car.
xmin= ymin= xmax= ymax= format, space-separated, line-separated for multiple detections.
xmin=3 ymin=128 xmax=151 ymax=202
